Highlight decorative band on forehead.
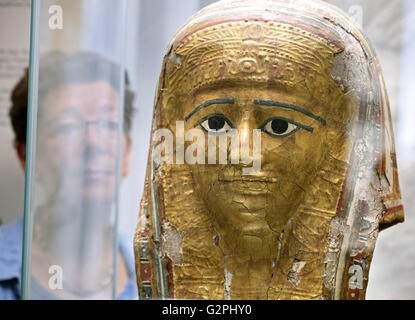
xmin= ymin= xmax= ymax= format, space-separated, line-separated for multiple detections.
xmin=165 ymin=20 xmax=345 ymax=94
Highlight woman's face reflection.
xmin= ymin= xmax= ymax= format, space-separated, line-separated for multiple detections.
xmin=37 ymin=81 xmax=126 ymax=204
xmin=183 ymin=86 xmax=330 ymax=255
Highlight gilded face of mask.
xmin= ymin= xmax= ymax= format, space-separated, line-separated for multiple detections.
xmin=183 ymin=85 xmax=330 ymax=258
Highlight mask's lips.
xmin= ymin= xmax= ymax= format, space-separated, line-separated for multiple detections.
xmin=217 ymin=174 xmax=277 ymax=195
xmin=218 ymin=174 xmax=278 ymax=183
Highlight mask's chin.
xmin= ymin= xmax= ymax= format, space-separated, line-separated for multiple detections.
xmin=190 ymin=164 xmax=305 ymax=259
xmin=197 ymin=191 xmax=279 ymax=257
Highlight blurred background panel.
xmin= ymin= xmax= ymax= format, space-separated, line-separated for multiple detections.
xmin=0 ymin=0 xmax=414 ymax=299
xmin=0 ymin=0 xmax=30 ymax=226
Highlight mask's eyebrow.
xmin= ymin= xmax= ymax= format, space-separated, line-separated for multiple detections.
xmin=253 ymin=100 xmax=327 ymax=125
xmin=185 ymin=98 xmax=235 ymax=121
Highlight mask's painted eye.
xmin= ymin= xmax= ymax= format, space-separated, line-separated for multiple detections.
xmin=259 ymin=117 xmax=307 ymax=138
xmin=196 ymin=114 xmax=234 ymax=135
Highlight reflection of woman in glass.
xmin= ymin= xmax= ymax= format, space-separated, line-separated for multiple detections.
xmin=1 ymin=52 xmax=137 ymax=299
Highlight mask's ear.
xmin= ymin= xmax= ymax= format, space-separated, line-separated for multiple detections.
xmin=14 ymin=141 xmax=26 ymax=171
xmin=122 ymin=135 xmax=132 ymax=178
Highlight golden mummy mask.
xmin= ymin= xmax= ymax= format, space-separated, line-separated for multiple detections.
xmin=134 ymin=0 xmax=404 ymax=300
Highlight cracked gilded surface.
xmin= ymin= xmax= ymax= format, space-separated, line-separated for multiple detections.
xmin=134 ymin=0 xmax=404 ymax=300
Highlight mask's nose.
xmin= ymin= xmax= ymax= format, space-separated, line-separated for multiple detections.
xmin=235 ymin=118 xmax=262 ymax=175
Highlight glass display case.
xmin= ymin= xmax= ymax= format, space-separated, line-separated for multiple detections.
xmin=22 ymin=0 xmax=127 ymax=299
